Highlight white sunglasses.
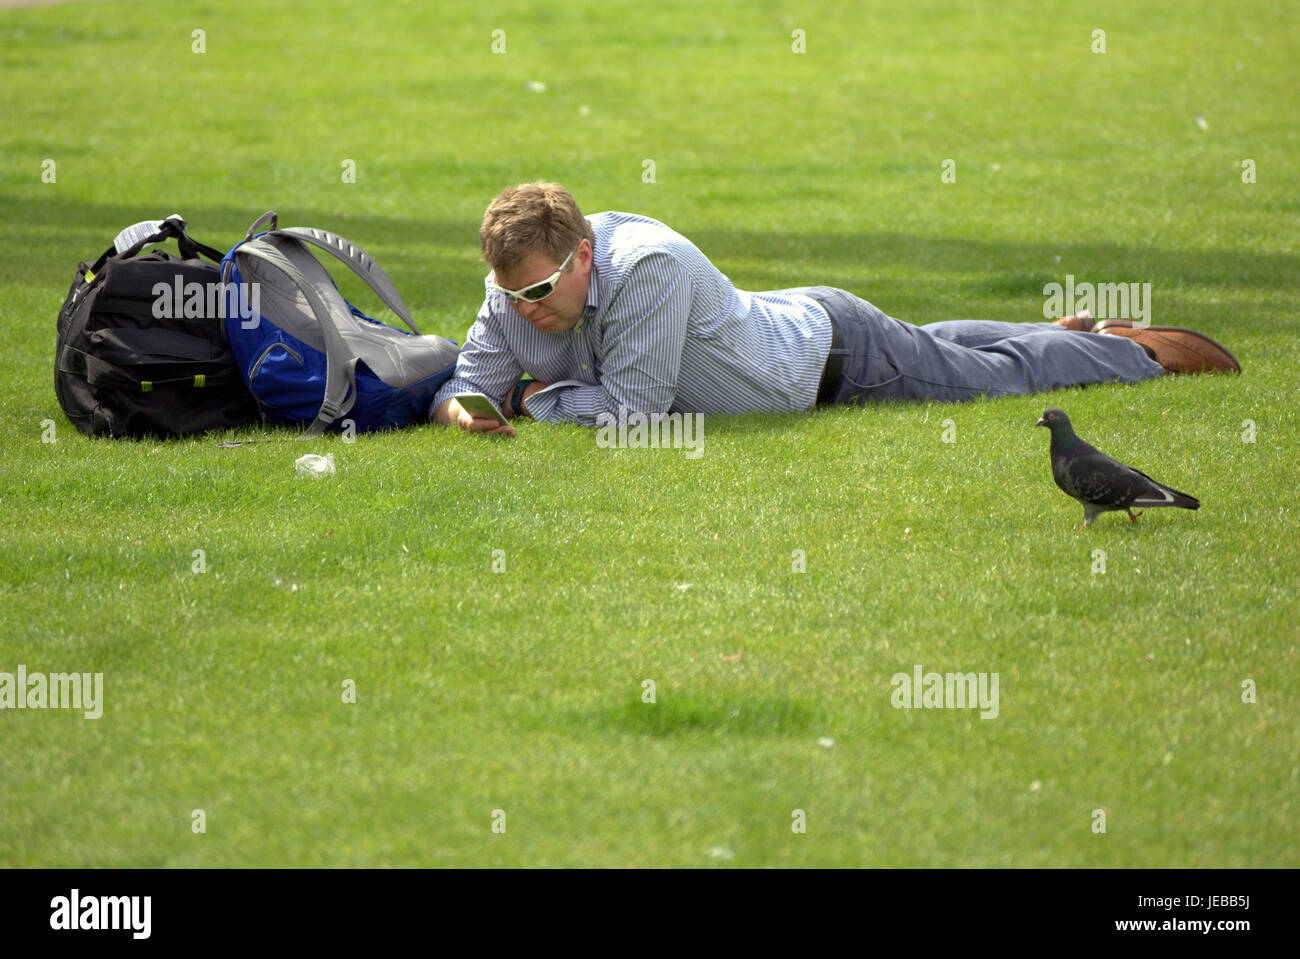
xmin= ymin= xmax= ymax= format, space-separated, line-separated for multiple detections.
xmin=489 ymin=245 xmax=578 ymax=303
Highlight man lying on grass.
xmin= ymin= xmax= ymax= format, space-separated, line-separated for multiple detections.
xmin=429 ymin=182 xmax=1240 ymax=436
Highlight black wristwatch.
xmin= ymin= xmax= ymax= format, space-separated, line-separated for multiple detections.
xmin=511 ymin=378 xmax=531 ymax=418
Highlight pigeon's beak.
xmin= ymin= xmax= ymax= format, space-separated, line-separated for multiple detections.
xmin=1035 ymin=417 xmax=1047 ymax=427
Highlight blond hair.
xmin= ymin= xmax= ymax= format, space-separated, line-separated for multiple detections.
xmin=480 ymin=182 xmax=594 ymax=274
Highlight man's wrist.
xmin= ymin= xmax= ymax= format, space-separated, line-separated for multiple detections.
xmin=511 ymin=378 xmax=532 ymax=418
xmin=432 ymin=396 xmax=457 ymax=426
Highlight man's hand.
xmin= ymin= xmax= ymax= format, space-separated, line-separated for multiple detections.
xmin=432 ymin=397 xmax=516 ymax=436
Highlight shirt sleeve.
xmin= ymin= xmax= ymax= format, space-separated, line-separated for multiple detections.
xmin=525 ymin=251 xmax=690 ymax=426
xmin=429 ymin=299 xmax=523 ymax=416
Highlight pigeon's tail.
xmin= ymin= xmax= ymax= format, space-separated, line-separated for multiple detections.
xmin=1133 ymin=483 xmax=1200 ymax=510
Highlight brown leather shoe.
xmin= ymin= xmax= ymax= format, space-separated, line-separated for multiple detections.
xmin=1096 ymin=323 xmax=1241 ymax=374
xmin=1052 ymin=309 xmax=1094 ymax=331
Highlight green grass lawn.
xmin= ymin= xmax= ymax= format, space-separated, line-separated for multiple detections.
xmin=1 ymin=0 xmax=1297 ymax=866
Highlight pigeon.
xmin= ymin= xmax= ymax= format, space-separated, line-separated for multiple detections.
xmin=1035 ymin=408 xmax=1200 ymax=528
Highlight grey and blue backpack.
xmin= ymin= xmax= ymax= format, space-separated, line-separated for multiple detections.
xmin=221 ymin=212 xmax=459 ymax=436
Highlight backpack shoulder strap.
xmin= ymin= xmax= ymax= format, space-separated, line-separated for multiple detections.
xmin=236 ymin=239 xmax=359 ymax=438
xmin=271 ymin=227 xmax=422 ymax=335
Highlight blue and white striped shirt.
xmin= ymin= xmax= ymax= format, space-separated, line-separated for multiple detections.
xmin=430 ymin=212 xmax=832 ymax=426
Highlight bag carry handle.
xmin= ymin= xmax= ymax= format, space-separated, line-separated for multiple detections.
xmin=86 ymin=216 xmax=226 ymax=278
xmin=216 ymin=211 xmax=279 ymax=287
xmin=244 ymin=211 xmax=278 ymax=241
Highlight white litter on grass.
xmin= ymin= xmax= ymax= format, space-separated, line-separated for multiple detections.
xmin=525 ymin=80 xmax=546 ymax=93
xmin=707 ymin=846 xmax=734 ymax=860
xmin=817 ymin=737 xmax=835 ymax=749
xmin=578 ymin=104 xmax=591 ymax=116
xmin=1196 ymin=113 xmax=1209 ymax=131
xmin=295 ymin=453 xmax=336 ymax=478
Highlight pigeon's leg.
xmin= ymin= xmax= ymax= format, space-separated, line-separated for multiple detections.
xmin=1126 ymin=508 xmax=1143 ymax=524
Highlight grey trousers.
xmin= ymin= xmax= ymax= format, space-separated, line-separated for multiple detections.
xmin=791 ymin=286 xmax=1164 ymax=404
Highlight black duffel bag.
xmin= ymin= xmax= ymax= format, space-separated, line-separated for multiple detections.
xmin=55 ymin=215 xmax=260 ymax=438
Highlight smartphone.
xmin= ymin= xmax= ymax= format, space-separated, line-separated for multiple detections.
xmin=454 ymin=392 xmax=508 ymax=425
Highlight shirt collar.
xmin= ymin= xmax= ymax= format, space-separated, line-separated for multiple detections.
xmin=582 ymin=262 xmax=601 ymax=320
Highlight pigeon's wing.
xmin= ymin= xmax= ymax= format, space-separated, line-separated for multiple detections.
xmin=1060 ymin=450 xmax=1153 ymax=507
xmin=1050 ymin=439 xmax=1102 ymax=498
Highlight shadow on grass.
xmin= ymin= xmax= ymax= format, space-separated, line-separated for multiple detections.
xmin=567 ymin=691 xmax=824 ymax=739
xmin=691 ymin=387 xmax=1113 ymax=439
xmin=7 ymin=192 xmax=1296 ymax=314
xmin=2 ymin=194 xmax=483 ymax=316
